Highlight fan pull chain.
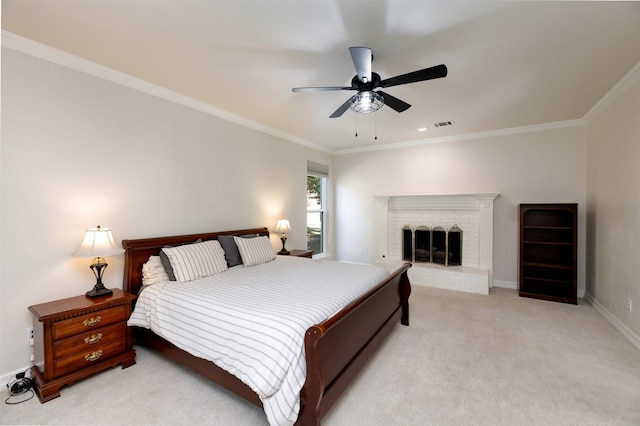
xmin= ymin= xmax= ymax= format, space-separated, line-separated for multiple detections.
xmin=375 ymin=112 xmax=378 ymax=140
xmin=355 ymin=113 xmax=358 ymax=138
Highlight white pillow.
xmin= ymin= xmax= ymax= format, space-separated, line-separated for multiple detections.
xmin=161 ymin=240 xmax=228 ymax=282
xmin=142 ymin=255 xmax=170 ymax=286
xmin=234 ymin=235 xmax=276 ymax=267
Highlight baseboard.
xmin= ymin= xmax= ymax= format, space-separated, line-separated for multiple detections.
xmin=585 ymin=292 xmax=640 ymax=352
xmin=493 ymin=280 xmax=586 ymax=299
xmin=493 ymin=279 xmax=517 ymax=290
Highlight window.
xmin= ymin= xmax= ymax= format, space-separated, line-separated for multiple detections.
xmin=307 ymin=161 xmax=328 ymax=255
xmin=307 ymin=175 xmax=325 ymax=254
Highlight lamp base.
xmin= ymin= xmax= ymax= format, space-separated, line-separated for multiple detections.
xmin=278 ymin=237 xmax=290 ymax=255
xmin=86 ymin=286 xmax=113 ymax=298
xmin=86 ymin=261 xmax=113 ymax=298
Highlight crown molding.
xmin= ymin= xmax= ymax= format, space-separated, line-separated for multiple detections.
xmin=582 ymin=61 xmax=640 ymax=123
xmin=334 ymin=119 xmax=586 ymax=155
xmin=1 ymin=31 xmax=332 ymax=154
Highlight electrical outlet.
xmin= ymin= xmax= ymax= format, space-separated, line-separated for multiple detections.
xmin=628 ymin=298 xmax=633 ymax=312
xmin=27 ymin=327 xmax=34 ymax=344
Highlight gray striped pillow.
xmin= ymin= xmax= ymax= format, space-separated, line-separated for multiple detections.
xmin=234 ymin=235 xmax=276 ymax=267
xmin=161 ymin=240 xmax=228 ymax=282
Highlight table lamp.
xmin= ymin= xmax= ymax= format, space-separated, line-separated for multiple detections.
xmin=274 ymin=218 xmax=291 ymax=255
xmin=73 ymin=225 xmax=125 ymax=297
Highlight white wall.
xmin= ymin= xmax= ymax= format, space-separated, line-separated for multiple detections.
xmin=0 ymin=47 xmax=331 ymax=377
xmin=586 ymin=68 xmax=640 ymax=344
xmin=333 ymin=126 xmax=588 ymax=292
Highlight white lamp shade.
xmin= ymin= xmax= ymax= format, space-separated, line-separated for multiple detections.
xmin=73 ymin=226 xmax=125 ymax=258
xmin=274 ymin=219 xmax=291 ymax=234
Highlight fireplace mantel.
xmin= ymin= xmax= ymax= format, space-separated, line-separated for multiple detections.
xmin=375 ymin=193 xmax=498 ymax=294
xmin=385 ymin=193 xmax=499 ymax=210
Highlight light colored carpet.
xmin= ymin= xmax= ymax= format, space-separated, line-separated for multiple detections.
xmin=2 ymin=286 xmax=639 ymax=425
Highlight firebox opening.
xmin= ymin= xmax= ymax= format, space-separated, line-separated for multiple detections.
xmin=402 ymin=226 xmax=412 ymax=261
xmin=402 ymin=225 xmax=463 ymax=266
xmin=415 ymin=226 xmax=431 ymax=262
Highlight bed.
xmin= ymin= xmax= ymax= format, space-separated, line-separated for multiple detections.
xmin=123 ymin=227 xmax=411 ymax=425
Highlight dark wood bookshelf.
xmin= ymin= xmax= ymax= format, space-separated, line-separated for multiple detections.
xmin=519 ymin=203 xmax=577 ymax=304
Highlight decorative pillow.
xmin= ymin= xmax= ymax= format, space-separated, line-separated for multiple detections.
xmin=159 ymin=249 xmax=177 ymax=281
xmin=161 ymin=240 xmax=228 ymax=282
xmin=218 ymin=235 xmax=243 ymax=267
xmin=218 ymin=234 xmax=259 ymax=267
xmin=142 ymin=255 xmax=170 ymax=286
xmin=234 ymin=235 xmax=276 ymax=267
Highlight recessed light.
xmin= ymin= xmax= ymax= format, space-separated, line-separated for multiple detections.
xmin=417 ymin=127 xmax=428 ymax=132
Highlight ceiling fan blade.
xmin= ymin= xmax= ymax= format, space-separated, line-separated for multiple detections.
xmin=349 ymin=47 xmax=372 ymax=83
xmin=379 ymin=64 xmax=448 ymax=88
xmin=292 ymin=86 xmax=353 ymax=93
xmin=377 ymin=91 xmax=411 ymax=113
xmin=329 ymin=97 xmax=354 ymax=118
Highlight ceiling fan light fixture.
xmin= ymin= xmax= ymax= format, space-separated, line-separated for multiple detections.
xmin=349 ymin=91 xmax=384 ymax=114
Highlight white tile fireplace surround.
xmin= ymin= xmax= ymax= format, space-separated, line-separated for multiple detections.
xmin=374 ymin=193 xmax=498 ymax=295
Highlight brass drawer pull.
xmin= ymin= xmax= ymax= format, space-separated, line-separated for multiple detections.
xmin=84 ymin=333 xmax=103 ymax=344
xmin=85 ymin=350 xmax=103 ymax=362
xmin=83 ymin=316 xmax=102 ymax=327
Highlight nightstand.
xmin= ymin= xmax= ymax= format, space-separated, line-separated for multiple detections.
xmin=288 ymin=249 xmax=314 ymax=258
xmin=28 ymin=288 xmax=136 ymax=402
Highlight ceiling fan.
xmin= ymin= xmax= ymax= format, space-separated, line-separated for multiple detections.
xmin=292 ymin=46 xmax=447 ymax=118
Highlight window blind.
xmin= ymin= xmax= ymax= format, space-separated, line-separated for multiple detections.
xmin=307 ymin=161 xmax=329 ymax=177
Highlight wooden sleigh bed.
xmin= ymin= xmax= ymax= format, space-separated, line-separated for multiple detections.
xmin=123 ymin=227 xmax=411 ymax=425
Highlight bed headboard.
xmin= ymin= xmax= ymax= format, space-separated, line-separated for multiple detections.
xmin=122 ymin=227 xmax=269 ymax=296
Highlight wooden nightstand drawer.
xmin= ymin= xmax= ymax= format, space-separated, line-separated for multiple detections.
xmin=53 ymin=338 xmax=126 ymax=377
xmin=52 ymin=305 xmax=127 ymax=340
xmin=53 ymin=322 xmax=126 ymax=358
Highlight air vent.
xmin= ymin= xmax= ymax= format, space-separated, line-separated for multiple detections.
xmin=433 ymin=120 xmax=453 ymax=128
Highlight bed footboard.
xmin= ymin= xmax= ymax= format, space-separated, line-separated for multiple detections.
xmin=298 ymin=262 xmax=411 ymax=425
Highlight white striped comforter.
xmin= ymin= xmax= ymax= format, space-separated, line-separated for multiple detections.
xmin=127 ymin=256 xmax=389 ymax=426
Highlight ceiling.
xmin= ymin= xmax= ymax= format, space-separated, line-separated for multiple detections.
xmin=3 ymin=1 xmax=640 ymax=152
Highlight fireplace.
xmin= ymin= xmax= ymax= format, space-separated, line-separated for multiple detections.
xmin=375 ymin=193 xmax=498 ymax=294
xmin=403 ymin=225 xmax=463 ymax=266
